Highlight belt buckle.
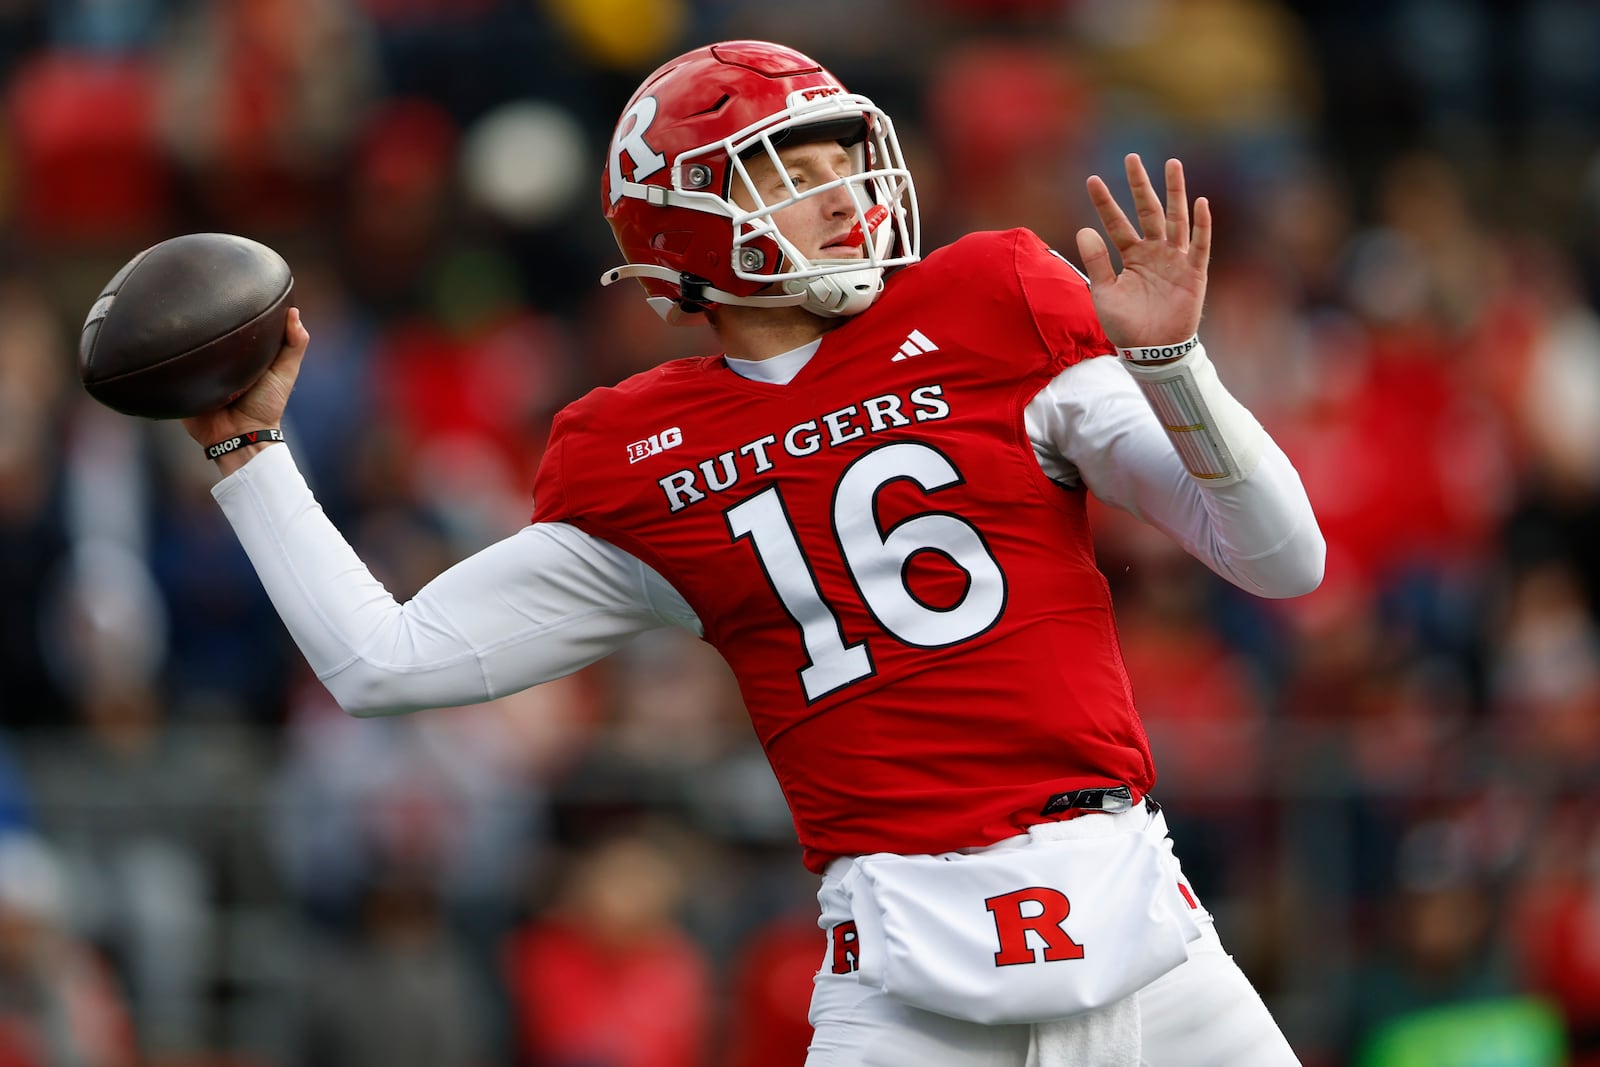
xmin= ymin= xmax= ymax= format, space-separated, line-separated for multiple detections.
xmin=1039 ymin=784 xmax=1134 ymax=817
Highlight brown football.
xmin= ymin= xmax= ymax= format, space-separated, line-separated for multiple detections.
xmin=78 ymin=233 xmax=294 ymax=420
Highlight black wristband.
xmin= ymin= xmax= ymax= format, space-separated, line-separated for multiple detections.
xmin=205 ymin=428 xmax=285 ymax=461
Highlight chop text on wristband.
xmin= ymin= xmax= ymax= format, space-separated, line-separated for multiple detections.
xmin=206 ymin=428 xmax=285 ymax=462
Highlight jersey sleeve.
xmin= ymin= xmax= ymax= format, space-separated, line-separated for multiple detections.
xmin=531 ymin=404 xmax=578 ymax=525
xmin=527 ymin=380 xmax=702 ymax=599
xmin=1009 ymin=228 xmax=1114 ymax=370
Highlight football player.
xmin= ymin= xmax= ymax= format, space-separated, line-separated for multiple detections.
xmin=185 ymin=40 xmax=1321 ymax=1066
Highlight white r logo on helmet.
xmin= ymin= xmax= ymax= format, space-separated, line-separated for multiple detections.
xmin=608 ymin=96 xmax=667 ymax=204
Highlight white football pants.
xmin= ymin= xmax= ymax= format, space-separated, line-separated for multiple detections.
xmin=805 ymin=814 xmax=1302 ymax=1066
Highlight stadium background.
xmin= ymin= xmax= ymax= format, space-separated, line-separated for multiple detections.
xmin=2 ymin=1 xmax=1599 ymax=1064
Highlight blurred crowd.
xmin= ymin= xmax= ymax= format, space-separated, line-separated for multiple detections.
xmin=2 ymin=0 xmax=1600 ymax=1065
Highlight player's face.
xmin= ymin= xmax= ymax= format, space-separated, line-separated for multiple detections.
xmin=735 ymin=141 xmax=866 ymax=265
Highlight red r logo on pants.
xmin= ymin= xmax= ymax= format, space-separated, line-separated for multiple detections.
xmin=985 ymin=887 xmax=1086 ymax=966
xmin=830 ymin=921 xmax=859 ymax=974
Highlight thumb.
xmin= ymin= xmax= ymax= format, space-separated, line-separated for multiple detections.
xmin=250 ymin=307 xmax=310 ymax=408
xmin=1075 ymin=227 xmax=1116 ymax=289
xmin=272 ymin=306 xmax=310 ymax=376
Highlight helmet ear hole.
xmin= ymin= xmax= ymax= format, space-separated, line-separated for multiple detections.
xmin=651 ymin=230 xmax=695 ymax=255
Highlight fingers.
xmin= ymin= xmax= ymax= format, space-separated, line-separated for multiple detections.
xmin=1087 ymin=155 xmax=1200 ymax=254
xmin=1085 ymin=173 xmax=1141 ymax=252
xmin=1125 ymin=153 xmax=1167 ymax=248
xmin=1191 ymin=195 xmax=1212 ymax=269
xmin=1163 ymin=158 xmax=1189 ymax=248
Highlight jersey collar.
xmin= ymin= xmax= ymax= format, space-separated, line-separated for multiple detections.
xmin=723 ymin=338 xmax=824 ymax=385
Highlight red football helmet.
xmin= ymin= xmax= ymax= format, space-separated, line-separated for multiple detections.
xmin=601 ymin=40 xmax=920 ymax=324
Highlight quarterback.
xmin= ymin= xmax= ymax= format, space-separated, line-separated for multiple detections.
xmin=186 ymin=40 xmax=1323 ymax=1066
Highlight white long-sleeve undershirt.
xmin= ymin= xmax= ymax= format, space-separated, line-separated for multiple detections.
xmin=213 ymin=347 xmax=1323 ymax=716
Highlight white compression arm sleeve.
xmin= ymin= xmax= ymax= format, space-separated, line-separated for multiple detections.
xmin=1026 ymin=350 xmax=1325 ymax=599
xmin=211 ymin=445 xmax=700 ymax=715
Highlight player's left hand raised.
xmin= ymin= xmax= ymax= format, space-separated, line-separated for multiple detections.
xmin=1076 ymin=154 xmax=1210 ymax=351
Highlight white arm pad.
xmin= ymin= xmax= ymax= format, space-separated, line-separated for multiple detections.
xmin=1027 ymin=354 xmax=1324 ymax=599
xmin=1121 ymin=341 xmax=1264 ymax=486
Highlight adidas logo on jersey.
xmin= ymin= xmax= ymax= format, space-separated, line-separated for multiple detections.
xmin=891 ymin=329 xmax=939 ymax=362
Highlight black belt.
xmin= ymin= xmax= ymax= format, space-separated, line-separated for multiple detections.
xmin=1039 ymin=785 xmax=1158 ymax=817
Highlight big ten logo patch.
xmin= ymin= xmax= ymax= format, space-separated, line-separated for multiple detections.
xmin=627 ymin=426 xmax=683 ymax=464
xmin=985 ymin=887 xmax=1086 ymax=967
xmin=829 ymin=920 xmax=859 ymax=974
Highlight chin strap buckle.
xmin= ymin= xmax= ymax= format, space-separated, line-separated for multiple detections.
xmin=676 ymin=272 xmax=714 ymax=314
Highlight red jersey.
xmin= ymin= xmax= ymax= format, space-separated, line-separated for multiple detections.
xmin=533 ymin=229 xmax=1155 ymax=872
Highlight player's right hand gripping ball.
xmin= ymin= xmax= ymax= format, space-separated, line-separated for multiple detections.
xmin=78 ymin=232 xmax=294 ymax=420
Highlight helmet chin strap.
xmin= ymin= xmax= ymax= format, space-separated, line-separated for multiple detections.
xmin=602 ymin=263 xmax=812 ymax=310
xmin=600 ymin=261 xmax=886 ymax=319
xmin=603 ymin=212 xmax=896 ymax=321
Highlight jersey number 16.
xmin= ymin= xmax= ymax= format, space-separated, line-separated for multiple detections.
xmin=725 ymin=441 xmax=1007 ymax=702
